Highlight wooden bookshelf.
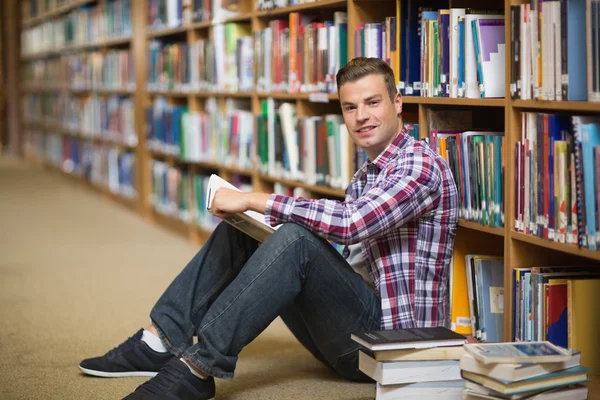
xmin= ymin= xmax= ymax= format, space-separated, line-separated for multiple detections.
xmin=18 ymin=0 xmax=600 ymax=390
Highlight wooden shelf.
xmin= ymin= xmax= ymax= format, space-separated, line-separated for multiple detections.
xmin=256 ymin=91 xmax=339 ymax=101
xmin=255 ymin=0 xmax=347 ymax=17
xmin=511 ymin=231 xmax=600 ymax=262
xmin=22 ymin=0 xmax=97 ymax=27
xmin=458 ymin=220 xmax=505 ymax=237
xmin=403 ymin=97 xmax=505 ymax=107
xmin=512 ymin=99 xmax=600 ymax=112
xmin=151 ymin=209 xmax=192 ymax=237
xmin=258 ymin=174 xmax=346 ymax=198
xmin=21 ymin=36 xmax=132 ymax=62
xmin=146 ymin=26 xmax=188 ymax=39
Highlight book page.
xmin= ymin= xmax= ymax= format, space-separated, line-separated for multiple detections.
xmin=206 ymin=174 xmax=276 ymax=242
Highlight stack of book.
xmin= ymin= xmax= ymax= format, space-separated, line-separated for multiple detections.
xmin=350 ymin=327 xmax=468 ymax=399
xmin=461 ymin=342 xmax=589 ymax=399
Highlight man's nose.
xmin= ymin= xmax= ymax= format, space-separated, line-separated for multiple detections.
xmin=356 ymin=104 xmax=369 ymax=121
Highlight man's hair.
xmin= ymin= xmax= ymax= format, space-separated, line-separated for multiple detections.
xmin=336 ymin=57 xmax=398 ymax=101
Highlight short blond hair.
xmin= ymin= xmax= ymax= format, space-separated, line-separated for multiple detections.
xmin=336 ymin=57 xmax=398 ymax=101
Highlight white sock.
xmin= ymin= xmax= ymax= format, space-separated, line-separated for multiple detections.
xmin=180 ymin=358 xmax=206 ymax=379
xmin=141 ymin=329 xmax=168 ymax=353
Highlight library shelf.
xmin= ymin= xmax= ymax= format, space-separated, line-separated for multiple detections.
xmin=195 ymin=91 xmax=253 ymax=98
xmin=22 ymin=0 xmax=97 ymax=27
xmin=146 ymin=25 xmax=188 ymax=39
xmin=510 ymin=231 xmax=600 ymax=262
xmin=402 ymin=97 xmax=505 ymax=107
xmin=20 ymin=37 xmax=132 ymax=62
xmin=512 ymin=99 xmax=600 ymax=113
xmin=256 ymin=92 xmax=339 ymax=101
xmin=74 ymin=88 xmax=136 ymax=96
xmin=258 ymin=173 xmax=346 ymax=198
xmin=255 ymin=0 xmax=347 ymax=17
xmin=458 ymin=220 xmax=505 ymax=237
xmin=147 ymin=90 xmax=190 ymax=98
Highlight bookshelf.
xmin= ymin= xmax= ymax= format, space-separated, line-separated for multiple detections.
xmin=17 ymin=0 xmax=600 ymax=392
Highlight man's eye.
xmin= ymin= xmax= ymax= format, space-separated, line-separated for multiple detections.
xmin=344 ymin=106 xmax=355 ymax=111
xmin=369 ymin=101 xmax=379 ymax=106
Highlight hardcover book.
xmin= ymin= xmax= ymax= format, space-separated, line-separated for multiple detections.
xmin=350 ymin=326 xmax=466 ymax=351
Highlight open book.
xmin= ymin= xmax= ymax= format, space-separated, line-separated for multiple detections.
xmin=206 ymin=174 xmax=277 ymax=243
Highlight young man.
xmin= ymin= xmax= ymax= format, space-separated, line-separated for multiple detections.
xmin=80 ymin=58 xmax=458 ymax=400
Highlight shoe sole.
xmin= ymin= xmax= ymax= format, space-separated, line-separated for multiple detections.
xmin=79 ymin=366 xmax=159 ymax=378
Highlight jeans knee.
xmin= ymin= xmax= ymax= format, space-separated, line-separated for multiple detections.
xmin=272 ymin=223 xmax=313 ymax=240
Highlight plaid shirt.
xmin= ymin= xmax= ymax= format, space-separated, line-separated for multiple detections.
xmin=265 ymin=128 xmax=458 ymax=330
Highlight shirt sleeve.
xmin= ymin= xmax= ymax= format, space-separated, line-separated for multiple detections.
xmin=264 ymin=150 xmax=443 ymax=245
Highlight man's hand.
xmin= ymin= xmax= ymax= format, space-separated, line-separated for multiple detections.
xmin=210 ymin=188 xmax=270 ymax=218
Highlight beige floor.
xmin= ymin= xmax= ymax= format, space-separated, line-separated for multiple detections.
xmin=0 ymin=156 xmax=374 ymax=400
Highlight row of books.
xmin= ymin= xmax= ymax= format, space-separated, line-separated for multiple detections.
xmin=24 ymin=130 xmax=137 ymax=198
xmin=256 ymin=0 xmax=319 ymax=10
xmin=150 ymin=161 xmax=245 ymax=230
xmin=147 ymin=25 xmax=253 ymax=93
xmin=23 ymin=50 xmax=136 ymax=91
xmin=147 ymin=0 xmax=242 ymax=30
xmin=512 ymin=267 xmax=600 ymax=375
xmin=24 ymin=94 xmax=137 ymax=147
xmin=430 ymin=129 xmax=505 ymax=227
xmin=509 ymin=0 xmax=600 ymax=102
xmin=254 ymin=12 xmax=348 ymax=94
xmin=450 ymin=254 xmax=505 ymax=344
xmin=514 ymin=113 xmax=600 ymax=251
xmin=22 ymin=0 xmax=70 ymax=20
xmin=257 ymin=99 xmax=351 ymax=189
xmin=146 ymin=97 xmax=253 ymax=170
xmin=381 ymin=7 xmax=506 ymax=99
xmin=21 ymin=0 xmax=132 ymax=55
xmin=352 ymin=327 xmax=589 ymax=399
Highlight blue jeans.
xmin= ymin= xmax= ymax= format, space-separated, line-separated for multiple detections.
xmin=150 ymin=222 xmax=382 ymax=381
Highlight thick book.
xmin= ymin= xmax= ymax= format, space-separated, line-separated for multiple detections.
xmin=205 ymin=174 xmax=277 ymax=242
xmin=459 ymin=352 xmax=581 ymax=382
xmin=358 ymin=351 xmax=461 ymax=385
xmin=463 ymin=342 xmax=573 ymax=365
xmin=373 ymin=344 xmax=466 ymax=361
xmin=350 ymin=326 xmax=466 ymax=351
xmin=461 ymin=365 xmax=589 ymax=395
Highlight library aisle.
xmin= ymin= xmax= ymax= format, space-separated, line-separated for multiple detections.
xmin=0 ymin=156 xmax=373 ymax=400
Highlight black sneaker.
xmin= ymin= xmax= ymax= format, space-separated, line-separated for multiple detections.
xmin=123 ymin=358 xmax=216 ymax=400
xmin=79 ymin=329 xmax=174 ymax=377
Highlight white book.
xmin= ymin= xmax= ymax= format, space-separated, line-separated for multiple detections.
xmin=205 ymin=174 xmax=278 ymax=243
xmin=376 ymin=380 xmax=464 ymax=400
xmin=359 ymin=351 xmax=461 ymax=385
xmin=464 ymin=14 xmax=503 ymax=98
xmin=278 ymin=103 xmax=299 ymax=180
xmin=450 ymin=8 xmax=466 ymax=98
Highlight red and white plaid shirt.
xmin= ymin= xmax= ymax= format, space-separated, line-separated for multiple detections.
xmin=265 ymin=128 xmax=458 ymax=330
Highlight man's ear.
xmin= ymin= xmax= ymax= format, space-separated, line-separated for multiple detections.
xmin=394 ymin=92 xmax=403 ymax=116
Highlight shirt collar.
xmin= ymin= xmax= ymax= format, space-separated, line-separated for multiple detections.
xmin=369 ymin=126 xmax=410 ymax=170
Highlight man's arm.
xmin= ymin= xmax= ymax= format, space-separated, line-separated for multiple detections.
xmin=210 ymin=188 xmax=271 ymax=219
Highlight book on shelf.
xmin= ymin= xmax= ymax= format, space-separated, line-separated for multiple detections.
xmin=205 ymin=174 xmax=277 ymax=243
xmin=463 ymin=342 xmax=573 ymax=365
xmin=459 ymin=351 xmax=581 ymax=383
xmin=351 ymin=326 xmax=466 ymax=352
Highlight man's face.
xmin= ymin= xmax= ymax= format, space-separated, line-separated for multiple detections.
xmin=339 ymin=74 xmax=402 ymax=161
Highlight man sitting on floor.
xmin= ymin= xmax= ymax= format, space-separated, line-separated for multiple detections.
xmin=79 ymin=57 xmax=459 ymax=400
